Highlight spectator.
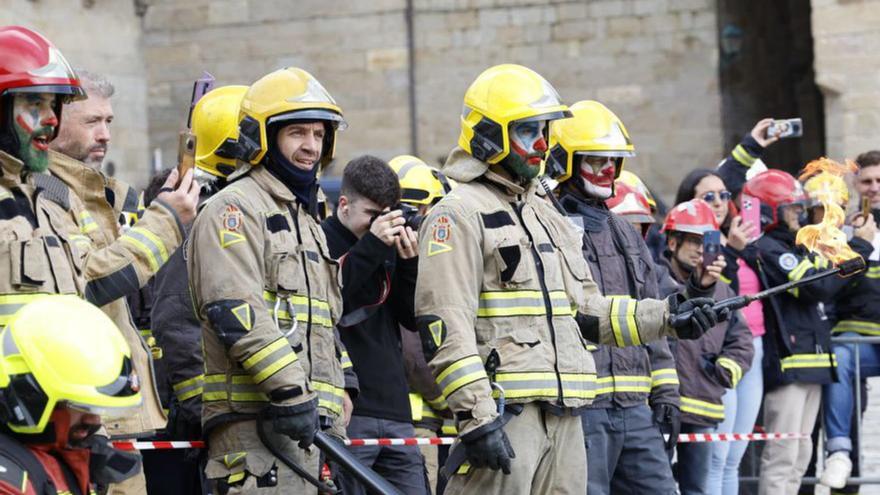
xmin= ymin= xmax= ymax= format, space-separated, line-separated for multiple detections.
xmin=321 ymin=155 xmax=428 ymax=494
xmin=659 ymin=199 xmax=753 ymax=495
xmin=740 ymin=170 xmax=872 ymax=495
xmin=818 ymin=152 xmax=880 ymax=489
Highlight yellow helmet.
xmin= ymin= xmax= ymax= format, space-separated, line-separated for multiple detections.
xmin=547 ymin=100 xmax=635 ymax=182
xmin=238 ymin=67 xmax=346 ymax=167
xmin=388 ymin=155 xmax=446 ymax=206
xmin=0 ymin=295 xmax=141 ymax=434
xmin=458 ymin=64 xmax=571 ymax=164
xmin=617 ymin=170 xmax=657 ymax=213
xmin=192 ymin=85 xmax=249 ymax=178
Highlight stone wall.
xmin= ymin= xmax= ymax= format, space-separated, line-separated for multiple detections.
xmin=0 ymin=0 xmax=151 ymax=186
xmin=141 ymin=0 xmax=723 ymax=202
xmin=812 ymin=0 xmax=880 ymax=162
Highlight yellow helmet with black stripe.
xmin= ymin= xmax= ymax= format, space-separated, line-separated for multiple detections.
xmin=388 ymin=155 xmax=446 ymax=206
xmin=238 ymin=67 xmax=346 ymax=167
xmin=0 ymin=295 xmax=141 ymax=434
xmin=458 ymin=64 xmax=571 ymax=164
xmin=192 ymin=85 xmax=249 ymax=178
xmin=547 ymin=100 xmax=635 ymax=182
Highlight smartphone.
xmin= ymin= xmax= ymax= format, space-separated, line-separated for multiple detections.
xmin=177 ymin=131 xmax=196 ymax=184
xmin=767 ymin=118 xmax=803 ymax=139
xmin=862 ymin=197 xmax=871 ymax=219
xmin=741 ymin=193 xmax=761 ymax=239
xmin=702 ymin=230 xmax=722 ymax=269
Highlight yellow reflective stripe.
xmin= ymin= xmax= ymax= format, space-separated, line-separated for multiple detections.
xmin=441 ymin=419 xmax=458 ymax=435
xmin=609 ymin=296 xmax=641 ymax=347
xmin=0 ymin=293 xmax=48 ymax=326
xmin=172 ymin=374 xmax=205 ymax=402
xmin=476 ymin=290 xmax=570 ymax=318
xmin=121 ymin=227 xmax=169 ymax=271
xmin=68 ymin=233 xmax=91 ymax=252
xmin=409 ymin=393 xmax=423 ymax=421
xmin=425 ymin=394 xmax=448 ymax=411
xmin=788 ymin=259 xmax=812 ymax=283
xmin=241 ymin=338 xmax=298 ymax=383
xmin=436 ymin=355 xmax=487 ymax=398
xmin=227 ymin=471 xmax=246 ymax=484
xmin=731 ymin=144 xmax=756 ymax=167
xmin=650 ymin=368 xmax=680 ymax=388
xmin=242 ymin=338 xmax=289 ymax=369
xmin=780 ymin=353 xmax=837 ymax=371
xmin=313 ymin=381 xmax=344 ymax=416
xmin=593 ymin=375 xmax=652 ymax=395
xmin=341 ymin=351 xmax=353 ymax=369
xmin=263 ymin=291 xmax=333 ymax=327
xmin=867 ymin=266 xmax=880 ymax=279
xmin=253 ymin=351 xmax=297 ymax=384
xmin=202 ymin=373 xmax=270 ymax=402
xmin=716 ymin=357 xmax=743 ymax=387
xmin=681 ymin=396 xmax=725 ymax=420
xmin=20 ymin=470 xmax=27 ymax=493
xmin=493 ymin=371 xmax=595 ymax=400
xmin=79 ymin=210 xmax=98 ymax=233
xmin=834 ymin=319 xmax=880 ymax=336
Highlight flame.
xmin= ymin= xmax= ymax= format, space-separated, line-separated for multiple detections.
xmin=795 ymin=157 xmax=860 ymax=265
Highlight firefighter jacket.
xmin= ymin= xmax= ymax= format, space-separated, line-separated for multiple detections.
xmin=0 ymin=429 xmax=94 ymax=495
xmin=49 ymin=151 xmax=182 ymax=437
xmin=558 ymin=192 xmax=679 ymax=410
xmin=402 ymin=326 xmax=452 ymax=432
xmin=747 ymin=228 xmax=873 ymax=389
xmin=0 ymin=151 xmax=86 ymax=321
xmin=151 ymin=248 xmax=204 ymax=432
xmin=188 ymin=165 xmax=346 ymax=434
xmin=659 ymin=254 xmax=753 ymax=426
xmin=830 ymin=239 xmax=880 ymax=336
xmin=415 ymin=148 xmax=676 ymax=436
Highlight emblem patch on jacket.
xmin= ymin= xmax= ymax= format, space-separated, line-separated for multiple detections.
xmin=428 ymin=214 xmax=453 ymax=256
xmin=222 ymin=204 xmax=243 ymax=232
xmin=778 ymin=253 xmax=798 ymax=272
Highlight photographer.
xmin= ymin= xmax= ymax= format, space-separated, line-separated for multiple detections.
xmin=321 ymin=155 xmax=428 ymax=494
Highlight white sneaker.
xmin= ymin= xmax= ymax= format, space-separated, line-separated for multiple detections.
xmin=819 ymin=451 xmax=852 ymax=489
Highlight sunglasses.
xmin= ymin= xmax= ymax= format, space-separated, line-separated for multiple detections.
xmin=701 ymin=190 xmax=732 ymax=203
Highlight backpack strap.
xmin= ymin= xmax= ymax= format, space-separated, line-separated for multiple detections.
xmin=0 ymin=432 xmax=55 ymax=495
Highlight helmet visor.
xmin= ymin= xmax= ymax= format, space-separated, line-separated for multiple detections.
xmin=267 ymin=109 xmax=348 ymax=131
xmin=4 ymin=85 xmax=87 ymax=103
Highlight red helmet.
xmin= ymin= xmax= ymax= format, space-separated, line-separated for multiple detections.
xmin=661 ymin=199 xmax=719 ymax=235
xmin=0 ymin=26 xmax=84 ymax=100
xmin=606 ymin=182 xmax=654 ymax=225
xmin=742 ymin=170 xmax=805 ymax=232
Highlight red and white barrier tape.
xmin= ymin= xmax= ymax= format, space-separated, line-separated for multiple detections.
xmin=112 ymin=431 xmax=807 ymax=451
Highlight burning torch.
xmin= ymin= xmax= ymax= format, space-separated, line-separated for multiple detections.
xmin=672 ymin=157 xmax=867 ymax=327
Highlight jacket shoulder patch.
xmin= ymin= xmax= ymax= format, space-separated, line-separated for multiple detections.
xmin=219 ymin=229 xmax=246 ymax=249
xmin=778 ymin=253 xmax=798 ymax=272
xmin=480 ymin=211 xmax=514 ymax=229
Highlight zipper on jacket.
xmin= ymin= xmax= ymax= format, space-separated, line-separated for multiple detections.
xmin=288 ymin=203 xmax=314 ymax=376
xmin=513 ymin=200 xmax=564 ymax=405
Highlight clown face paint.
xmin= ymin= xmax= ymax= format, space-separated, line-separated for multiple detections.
xmin=503 ymin=120 xmax=548 ymax=180
xmin=579 ymin=155 xmax=618 ymax=199
xmin=12 ymin=93 xmax=58 ymax=173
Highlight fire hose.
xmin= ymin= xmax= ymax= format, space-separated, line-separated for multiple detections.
xmin=668 ymin=256 xmax=866 ymax=328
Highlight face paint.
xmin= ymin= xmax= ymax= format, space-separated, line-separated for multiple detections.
xmin=503 ymin=120 xmax=548 ymax=181
xmin=12 ymin=93 xmax=58 ymax=173
xmin=579 ymin=155 xmax=617 ymax=199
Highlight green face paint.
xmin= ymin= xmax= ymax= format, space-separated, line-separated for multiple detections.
xmin=11 ymin=94 xmax=57 ymax=173
xmin=501 ymin=120 xmax=547 ymax=181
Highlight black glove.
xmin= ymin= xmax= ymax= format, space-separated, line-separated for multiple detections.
xmin=667 ymin=295 xmax=729 ymax=339
xmin=85 ymin=435 xmax=143 ymax=487
xmin=461 ymin=417 xmax=516 ymax=474
xmin=269 ymin=398 xmax=319 ymax=448
xmin=652 ymin=403 xmax=681 ymax=454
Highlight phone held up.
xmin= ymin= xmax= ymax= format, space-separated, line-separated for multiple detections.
xmin=741 ymin=193 xmax=761 ymax=240
xmin=702 ymin=230 xmax=722 ymax=269
xmin=767 ymin=118 xmax=803 ymax=140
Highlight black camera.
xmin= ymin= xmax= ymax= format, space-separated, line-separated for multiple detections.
xmin=397 ymin=203 xmax=423 ymax=231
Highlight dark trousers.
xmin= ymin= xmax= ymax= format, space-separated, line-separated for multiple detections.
xmin=584 ymin=404 xmax=677 ymax=495
xmin=337 ymin=415 xmax=429 ymax=495
xmin=675 ymin=423 xmax=714 ymax=495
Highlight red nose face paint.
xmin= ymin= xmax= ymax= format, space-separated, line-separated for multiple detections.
xmin=580 ymin=161 xmax=616 ymax=188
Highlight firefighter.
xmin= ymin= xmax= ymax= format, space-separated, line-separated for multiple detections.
xmin=738 ymin=170 xmax=873 ymax=495
xmin=545 ymin=100 xmax=681 ymax=495
xmin=0 ymin=295 xmax=143 ymax=494
xmin=389 ymin=154 xmax=448 ymax=215
xmin=415 ymin=64 xmax=725 ymax=495
xmin=659 ymin=199 xmax=754 ymax=494
xmin=187 ymin=67 xmax=349 ymax=494
xmin=606 ymin=181 xmax=655 ymax=238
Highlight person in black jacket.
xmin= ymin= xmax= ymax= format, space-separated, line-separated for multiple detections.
xmin=321 ymin=155 xmax=428 ymax=494
xmin=739 ymin=170 xmax=874 ymax=495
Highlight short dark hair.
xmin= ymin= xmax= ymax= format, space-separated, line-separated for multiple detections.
xmin=855 ymin=150 xmax=880 ymax=170
xmin=339 ymin=155 xmax=400 ymax=208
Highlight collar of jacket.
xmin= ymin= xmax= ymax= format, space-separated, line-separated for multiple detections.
xmin=0 ymin=150 xmax=26 ymax=189
xmin=248 ymin=164 xmax=297 ymax=203
xmin=324 ymin=213 xmax=359 ymax=248
xmin=49 ymin=150 xmax=133 ymax=217
xmin=558 ymin=192 xmax=608 ymax=233
xmin=767 ymin=226 xmax=797 ymax=246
